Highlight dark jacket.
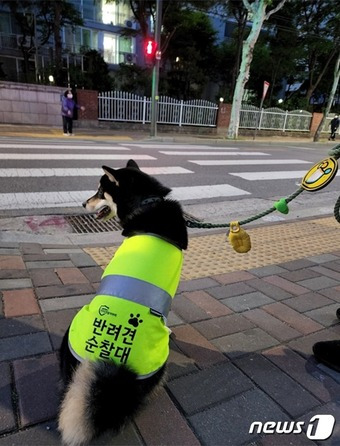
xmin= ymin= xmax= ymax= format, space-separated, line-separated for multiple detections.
xmin=61 ymin=97 xmax=79 ymax=119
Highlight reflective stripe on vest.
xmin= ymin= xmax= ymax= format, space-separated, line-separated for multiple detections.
xmin=97 ymin=274 xmax=172 ymax=317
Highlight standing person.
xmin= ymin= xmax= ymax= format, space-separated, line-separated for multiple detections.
xmin=61 ymin=90 xmax=85 ymax=136
xmin=328 ymin=115 xmax=339 ymax=141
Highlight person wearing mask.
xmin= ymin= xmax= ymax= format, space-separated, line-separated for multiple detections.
xmin=61 ymin=90 xmax=85 ymax=136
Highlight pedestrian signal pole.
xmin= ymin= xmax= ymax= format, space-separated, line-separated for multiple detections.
xmin=150 ymin=0 xmax=162 ymax=138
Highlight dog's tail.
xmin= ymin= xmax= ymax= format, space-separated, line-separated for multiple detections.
xmin=58 ymin=360 xmax=145 ymax=446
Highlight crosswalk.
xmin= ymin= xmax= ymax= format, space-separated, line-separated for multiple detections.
xmin=0 ymin=140 xmax=325 ymax=212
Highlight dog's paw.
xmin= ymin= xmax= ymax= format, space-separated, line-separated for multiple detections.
xmin=128 ymin=313 xmax=143 ymax=327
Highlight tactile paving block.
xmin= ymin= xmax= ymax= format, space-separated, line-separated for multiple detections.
xmin=84 ymin=217 xmax=340 ymax=279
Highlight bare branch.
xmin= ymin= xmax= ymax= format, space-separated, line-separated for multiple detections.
xmin=242 ymin=0 xmax=254 ymax=13
xmin=265 ymin=0 xmax=287 ymax=21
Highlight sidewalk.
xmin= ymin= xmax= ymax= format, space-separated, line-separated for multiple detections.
xmin=1 ymin=216 xmax=340 ymax=445
xmin=0 ymin=123 xmax=332 ymax=144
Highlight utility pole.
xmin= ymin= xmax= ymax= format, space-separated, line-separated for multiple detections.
xmin=150 ymin=0 xmax=162 ymax=138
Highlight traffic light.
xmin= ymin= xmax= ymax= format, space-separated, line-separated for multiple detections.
xmin=144 ymin=38 xmax=157 ymax=60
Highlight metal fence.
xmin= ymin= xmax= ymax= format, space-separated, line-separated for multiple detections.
xmin=98 ymin=91 xmax=218 ymax=127
xmin=239 ymin=105 xmax=312 ymax=132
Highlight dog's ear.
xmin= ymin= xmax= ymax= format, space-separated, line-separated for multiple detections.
xmin=126 ymin=159 xmax=140 ymax=170
xmin=102 ymin=166 xmax=119 ymax=184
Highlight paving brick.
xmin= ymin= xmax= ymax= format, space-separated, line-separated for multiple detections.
xmin=0 ymin=269 xmax=29 ymax=280
xmin=211 ymin=328 xmax=279 ymax=359
xmin=0 ymin=420 xmax=143 ymax=446
xmin=263 ymin=302 xmax=323 ymax=335
xmin=263 ymin=276 xmax=309 ymax=295
xmin=135 ymin=388 xmax=200 ymax=446
xmin=25 ymin=260 xmax=74 ymax=269
xmin=0 ymin=363 xmax=16 ymax=434
xmin=55 ymin=267 xmax=89 ymax=285
xmin=321 ymin=261 xmax=340 ymax=273
xmin=0 ymin=332 xmax=51 ymax=361
xmin=234 ymin=353 xmax=319 ymax=417
xmin=167 ymin=310 xmax=184 ymax=327
xmin=3 ymin=288 xmax=40 ymax=317
xmin=13 ymin=353 xmax=59 ymax=427
xmin=221 ymin=291 xmax=274 ymax=312
xmin=288 ymin=329 xmax=339 ymax=358
xmin=19 ymin=243 xmax=43 ymax=254
xmin=69 ymin=252 xmax=98 ymax=267
xmin=23 ymin=253 xmax=70 ymax=261
xmin=319 ymin=286 xmax=340 ymax=301
xmin=245 ymin=278 xmax=292 ymax=300
xmin=213 ymin=270 xmax=256 ymax=285
xmin=307 ymin=254 xmax=339 ymax=264
xmin=168 ymin=361 xmax=253 ymax=415
xmin=29 ymin=269 xmax=61 ymax=287
xmin=0 ymin=255 xmax=25 ymax=270
xmin=44 ymin=248 xmax=83 ymax=254
xmin=248 ymin=265 xmax=288 ymax=277
xmin=183 ymin=290 xmax=232 ymax=317
xmin=0 ymin=278 xmax=32 ymax=291
xmin=207 ymin=282 xmax=256 ymax=300
xmin=188 ymin=389 xmax=289 ymax=446
xmin=243 ymin=308 xmax=301 ymax=341
xmin=192 ymin=314 xmax=255 ymax=340
xmin=278 ymin=259 xmax=317 ymax=271
xmin=39 ymin=294 xmax=93 ymax=312
xmin=299 ymin=401 xmax=340 ymax=445
xmin=79 ymin=266 xmax=103 ymax=283
xmin=177 ymin=277 xmax=220 ymax=293
xmin=167 ymin=339 xmax=197 ymax=380
xmin=284 ymin=292 xmax=335 ymax=313
xmin=278 ymin=268 xmax=321 ymax=282
xmin=263 ymin=346 xmax=340 ymax=403
xmin=35 ymin=283 xmax=95 ymax=299
xmin=311 ymin=265 xmax=340 ymax=281
xmin=0 ymin=315 xmax=44 ymax=339
xmin=297 ymin=276 xmax=340 ymax=291
xmin=171 ymin=325 xmax=226 ymax=367
xmin=44 ymin=309 xmax=78 ymax=349
xmin=259 ymin=433 xmax=316 ymax=446
xmin=304 ymin=304 xmax=340 ymax=327
xmin=172 ymin=295 xmax=212 ymax=323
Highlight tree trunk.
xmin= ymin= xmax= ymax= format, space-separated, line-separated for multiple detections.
xmin=227 ymin=1 xmax=266 ymax=139
xmin=313 ymin=52 xmax=340 ymax=142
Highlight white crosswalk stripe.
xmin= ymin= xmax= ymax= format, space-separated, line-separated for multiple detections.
xmin=0 ymin=143 xmax=130 ymax=151
xmin=160 ymin=151 xmax=269 ymax=156
xmin=189 ymin=159 xmax=311 ymax=166
xmin=122 ymin=144 xmax=240 ymax=150
xmin=0 ymin=154 xmax=155 ymax=160
xmin=230 ymin=170 xmax=340 ymax=180
xmin=0 ymin=167 xmax=193 ymax=177
xmin=0 ymin=183 xmax=250 ymax=210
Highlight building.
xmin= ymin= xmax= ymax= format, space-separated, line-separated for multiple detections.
xmin=0 ymin=0 xmax=140 ymax=84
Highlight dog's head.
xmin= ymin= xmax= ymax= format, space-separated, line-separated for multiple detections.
xmin=83 ymin=159 xmax=171 ymax=223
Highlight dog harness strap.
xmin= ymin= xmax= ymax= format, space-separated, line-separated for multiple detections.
xmin=97 ymin=274 xmax=172 ymax=317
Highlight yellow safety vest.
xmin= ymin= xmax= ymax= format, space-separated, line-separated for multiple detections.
xmin=68 ymin=234 xmax=183 ymax=378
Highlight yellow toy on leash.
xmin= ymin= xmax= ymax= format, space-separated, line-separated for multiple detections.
xmin=228 ymin=221 xmax=251 ymax=253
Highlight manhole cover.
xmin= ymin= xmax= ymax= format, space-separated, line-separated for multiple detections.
xmin=66 ymin=212 xmax=203 ymax=234
xmin=66 ymin=214 xmax=122 ymax=233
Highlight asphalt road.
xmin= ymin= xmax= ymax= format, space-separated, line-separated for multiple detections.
xmin=0 ymin=136 xmax=338 ymax=226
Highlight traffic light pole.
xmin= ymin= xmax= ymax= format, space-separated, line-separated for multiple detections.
xmin=150 ymin=0 xmax=162 ymax=138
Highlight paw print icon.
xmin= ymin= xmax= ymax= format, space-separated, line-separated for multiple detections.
xmin=128 ymin=313 xmax=143 ymax=327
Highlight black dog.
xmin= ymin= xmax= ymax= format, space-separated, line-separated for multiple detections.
xmin=58 ymin=160 xmax=188 ymax=445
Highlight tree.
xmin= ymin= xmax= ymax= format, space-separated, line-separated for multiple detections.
xmin=227 ymin=0 xmax=287 ymax=139
xmin=313 ymin=52 xmax=340 ymax=142
xmin=1 ymin=0 xmax=82 ymax=85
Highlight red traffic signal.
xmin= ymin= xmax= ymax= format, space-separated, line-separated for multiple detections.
xmin=144 ymin=39 xmax=157 ymax=59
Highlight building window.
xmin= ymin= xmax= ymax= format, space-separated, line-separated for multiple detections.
xmin=101 ymin=0 xmax=131 ymax=26
xmin=103 ymin=33 xmax=118 ymax=64
xmin=64 ymin=26 xmax=98 ymax=52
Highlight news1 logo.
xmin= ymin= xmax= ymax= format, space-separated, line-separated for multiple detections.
xmin=249 ymin=414 xmax=335 ymax=440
